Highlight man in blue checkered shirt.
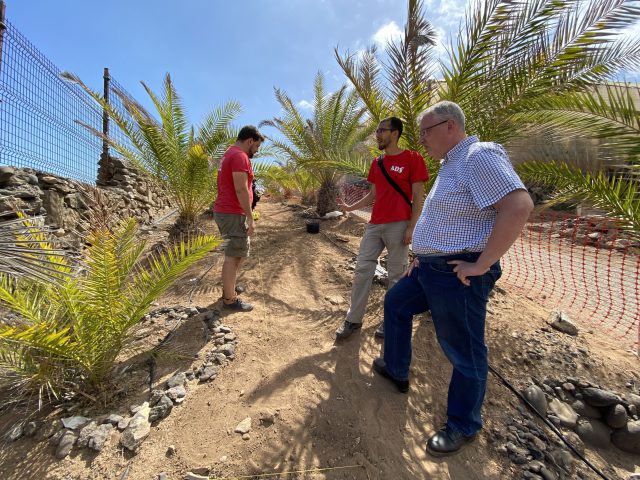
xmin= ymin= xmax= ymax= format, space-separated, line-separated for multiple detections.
xmin=372 ymin=101 xmax=534 ymax=457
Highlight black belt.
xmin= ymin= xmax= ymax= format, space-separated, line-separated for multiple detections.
xmin=417 ymin=252 xmax=482 ymax=266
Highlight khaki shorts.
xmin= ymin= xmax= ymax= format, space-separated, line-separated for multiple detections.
xmin=214 ymin=212 xmax=250 ymax=258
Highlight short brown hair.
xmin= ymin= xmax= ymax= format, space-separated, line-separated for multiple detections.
xmin=237 ymin=125 xmax=265 ymax=142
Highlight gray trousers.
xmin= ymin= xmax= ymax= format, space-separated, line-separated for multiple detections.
xmin=346 ymin=220 xmax=410 ymax=324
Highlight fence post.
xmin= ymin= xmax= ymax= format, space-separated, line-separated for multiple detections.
xmin=102 ymin=67 xmax=110 ymax=159
xmin=97 ymin=67 xmax=111 ymax=185
xmin=0 ymin=1 xmax=6 ymax=76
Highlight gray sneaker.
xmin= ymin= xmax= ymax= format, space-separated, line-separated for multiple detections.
xmin=374 ymin=322 xmax=384 ymax=339
xmin=223 ymin=298 xmax=253 ymax=312
xmin=335 ymin=320 xmax=362 ymax=339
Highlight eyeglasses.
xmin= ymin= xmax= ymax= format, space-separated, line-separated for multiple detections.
xmin=375 ymin=127 xmax=396 ymax=134
xmin=420 ymin=119 xmax=448 ymax=137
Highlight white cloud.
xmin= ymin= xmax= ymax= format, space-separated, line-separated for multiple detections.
xmin=371 ymin=21 xmax=403 ymax=48
xmin=298 ymin=100 xmax=313 ymax=110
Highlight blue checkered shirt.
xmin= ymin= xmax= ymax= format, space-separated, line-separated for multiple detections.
xmin=412 ymin=136 xmax=526 ymax=254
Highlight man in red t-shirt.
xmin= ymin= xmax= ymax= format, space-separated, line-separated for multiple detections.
xmin=336 ymin=117 xmax=429 ymax=339
xmin=213 ymin=125 xmax=264 ymax=312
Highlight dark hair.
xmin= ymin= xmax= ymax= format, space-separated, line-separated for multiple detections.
xmin=381 ymin=116 xmax=403 ymax=137
xmin=237 ymin=125 xmax=265 ymax=142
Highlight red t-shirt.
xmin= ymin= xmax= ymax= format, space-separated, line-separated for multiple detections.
xmin=367 ymin=150 xmax=429 ymax=224
xmin=213 ymin=145 xmax=254 ymax=215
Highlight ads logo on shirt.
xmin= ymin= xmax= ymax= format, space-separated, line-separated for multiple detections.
xmin=390 ymin=165 xmax=404 ymax=174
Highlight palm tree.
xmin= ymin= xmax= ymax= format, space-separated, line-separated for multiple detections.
xmin=260 ymin=72 xmax=373 ymax=216
xmin=335 ymin=0 xmax=439 ymax=178
xmin=338 ymin=0 xmax=640 ymax=234
xmin=0 ymin=217 xmax=220 ymax=405
xmin=439 ymin=0 xmax=640 ymax=233
xmin=61 ymin=72 xmax=240 ymax=232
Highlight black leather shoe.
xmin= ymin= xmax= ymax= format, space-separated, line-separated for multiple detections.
xmin=335 ymin=321 xmax=362 ymax=339
xmin=372 ymin=358 xmax=409 ymax=393
xmin=426 ymin=425 xmax=477 ymax=457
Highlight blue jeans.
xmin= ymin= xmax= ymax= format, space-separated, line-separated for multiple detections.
xmin=383 ymin=252 xmax=501 ymax=436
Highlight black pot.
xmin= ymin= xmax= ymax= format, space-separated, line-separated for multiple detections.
xmin=306 ymin=220 xmax=320 ymax=234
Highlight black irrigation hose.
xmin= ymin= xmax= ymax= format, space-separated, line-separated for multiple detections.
xmin=488 ymin=364 xmax=611 ymax=480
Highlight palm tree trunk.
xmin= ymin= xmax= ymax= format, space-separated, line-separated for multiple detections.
xmin=316 ymin=178 xmax=339 ymax=217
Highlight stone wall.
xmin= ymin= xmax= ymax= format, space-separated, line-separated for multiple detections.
xmin=0 ymin=158 xmax=174 ymax=242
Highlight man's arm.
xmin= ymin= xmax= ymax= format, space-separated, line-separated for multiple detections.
xmin=449 ymin=189 xmax=533 ymax=285
xmin=232 ymin=171 xmax=254 ymax=236
xmin=404 ymin=182 xmax=425 ymax=245
xmin=338 ymin=184 xmax=376 ymax=212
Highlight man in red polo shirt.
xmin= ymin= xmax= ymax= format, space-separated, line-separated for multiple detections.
xmin=213 ymin=125 xmax=264 ymax=312
xmin=336 ymin=116 xmax=429 ymax=339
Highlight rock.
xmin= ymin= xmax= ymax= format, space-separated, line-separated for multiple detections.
xmin=103 ymin=414 xmax=123 ymax=426
xmin=576 ymin=419 xmax=612 ymax=448
xmin=259 ymin=410 xmax=275 ymax=427
xmin=234 ymin=417 xmax=252 ymax=434
xmin=224 ymin=333 xmax=237 ymax=342
xmin=212 ymin=353 xmax=227 ymax=365
xmin=548 ymin=398 xmax=578 ymax=429
xmin=562 ymin=431 xmax=585 ymax=456
xmin=0 ymin=166 xmax=16 ymax=183
xmin=77 ymin=421 xmax=98 ymax=447
xmin=199 ymin=365 xmax=219 ymax=382
xmin=185 ymin=473 xmax=209 ymax=480
xmin=582 ymin=387 xmax=622 ymax=407
xmin=523 ymin=472 xmax=543 ymax=480
xmin=625 ymin=393 xmax=640 ymax=410
xmin=167 ymin=445 xmax=176 ymax=456
xmin=539 ymin=467 xmax=557 ymax=480
xmin=528 ymin=460 xmax=544 ymax=473
xmin=88 ymin=424 xmax=113 ymax=451
xmin=548 ymin=448 xmax=573 ymax=472
xmin=218 ymin=343 xmax=235 ymax=357
xmin=7 ymin=423 xmax=24 ymax=442
xmin=55 ymin=430 xmax=76 ymax=459
xmin=612 ymin=420 xmax=640 ymax=454
xmin=546 ymin=311 xmax=578 ymax=336
xmin=523 ymin=385 xmax=548 ymax=416
xmin=23 ymin=421 xmax=38 ymax=437
xmin=150 ymin=389 xmax=166 ymax=406
xmin=325 ymin=295 xmax=343 ymax=305
xmin=61 ymin=415 xmax=91 ymax=430
xmin=605 ymin=404 xmax=628 ymax=429
xmin=158 ymin=474 xmax=168 ymax=480
xmin=242 ymin=433 xmax=250 ymax=440
xmin=120 ymin=402 xmax=151 ymax=452
xmin=571 ymin=400 xmax=602 ymax=419
xmin=166 ymin=386 xmax=186 ymax=402
xmin=117 ymin=417 xmax=131 ymax=431
xmin=166 ymin=372 xmax=186 ymax=389
xmin=149 ymin=395 xmax=174 ymax=422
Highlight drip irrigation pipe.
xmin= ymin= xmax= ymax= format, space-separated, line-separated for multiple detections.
xmin=488 ymin=364 xmax=610 ymax=480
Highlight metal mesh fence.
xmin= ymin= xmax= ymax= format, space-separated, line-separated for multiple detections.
xmin=0 ymin=16 xmax=140 ymax=184
xmin=340 ymin=183 xmax=639 ymax=349
xmin=0 ymin=19 xmax=103 ymax=183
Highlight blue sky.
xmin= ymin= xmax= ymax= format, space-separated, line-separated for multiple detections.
xmin=6 ymin=0 xmax=466 ymax=131
xmin=6 ymin=0 xmax=639 ymax=135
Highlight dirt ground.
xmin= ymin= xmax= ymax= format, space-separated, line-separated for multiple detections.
xmin=0 ymin=199 xmax=638 ymax=480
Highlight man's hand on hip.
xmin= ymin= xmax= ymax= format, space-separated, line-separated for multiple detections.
xmin=447 ymin=260 xmax=488 ymax=286
xmin=404 ymin=258 xmax=419 ymax=277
